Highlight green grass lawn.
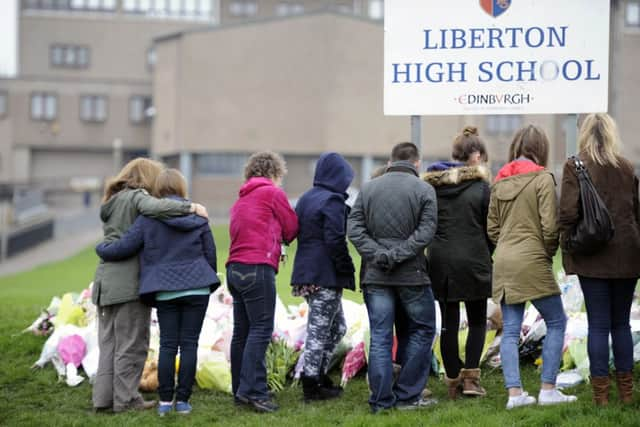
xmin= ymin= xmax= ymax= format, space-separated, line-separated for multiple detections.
xmin=0 ymin=226 xmax=639 ymax=426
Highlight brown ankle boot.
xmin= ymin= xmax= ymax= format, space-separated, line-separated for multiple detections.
xmin=444 ymin=374 xmax=462 ymax=400
xmin=460 ymin=368 xmax=486 ymax=397
xmin=591 ymin=375 xmax=610 ymax=406
xmin=615 ymin=371 xmax=634 ymax=404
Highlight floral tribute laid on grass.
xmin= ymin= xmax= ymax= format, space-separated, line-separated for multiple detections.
xmin=24 ymin=270 xmax=640 ymax=394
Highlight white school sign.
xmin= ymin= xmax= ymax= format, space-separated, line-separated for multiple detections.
xmin=383 ymin=0 xmax=610 ymax=116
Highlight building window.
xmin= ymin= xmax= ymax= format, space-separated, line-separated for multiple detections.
xmin=24 ymin=0 xmax=116 ymax=10
xmin=195 ymin=153 xmax=248 ymax=176
xmin=0 ymin=92 xmax=7 ymax=118
xmin=626 ymin=1 xmax=640 ymax=26
xmin=124 ymin=0 xmax=212 ymax=19
xmin=146 ymin=47 xmax=157 ymax=70
xmin=80 ymin=95 xmax=107 ymax=123
xmin=129 ymin=95 xmax=152 ymax=124
xmin=70 ymin=0 xmax=116 ymax=10
xmin=30 ymin=92 xmax=57 ymax=121
xmin=229 ymin=1 xmax=257 ymax=17
xmin=275 ymin=2 xmax=304 ymax=17
xmin=50 ymin=45 xmax=90 ymax=69
xmin=485 ymin=115 xmax=523 ymax=135
xmin=368 ymin=0 xmax=383 ymax=20
xmin=334 ymin=4 xmax=352 ymax=14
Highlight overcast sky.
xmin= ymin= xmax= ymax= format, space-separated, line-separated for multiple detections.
xmin=0 ymin=1 xmax=18 ymax=77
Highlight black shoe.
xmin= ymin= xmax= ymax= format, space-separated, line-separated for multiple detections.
xmin=320 ymin=375 xmax=343 ymax=396
xmin=235 ymin=395 xmax=279 ymax=413
xmin=302 ymin=375 xmax=341 ymax=402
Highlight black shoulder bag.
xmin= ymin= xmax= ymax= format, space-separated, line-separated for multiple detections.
xmin=563 ymin=156 xmax=615 ymax=255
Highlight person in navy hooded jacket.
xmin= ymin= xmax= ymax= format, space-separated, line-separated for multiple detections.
xmin=291 ymin=152 xmax=356 ymax=401
xmin=95 ymin=169 xmax=220 ymax=417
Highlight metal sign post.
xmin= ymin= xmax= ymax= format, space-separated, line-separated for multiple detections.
xmin=411 ymin=115 xmax=422 ymax=165
xmin=565 ymin=114 xmax=578 ymax=158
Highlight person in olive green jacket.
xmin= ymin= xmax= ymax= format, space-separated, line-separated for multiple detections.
xmin=92 ymin=158 xmax=208 ymax=413
xmin=488 ymin=125 xmax=576 ymax=409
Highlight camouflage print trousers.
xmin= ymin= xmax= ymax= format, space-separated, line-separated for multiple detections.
xmin=303 ymin=288 xmax=347 ymax=378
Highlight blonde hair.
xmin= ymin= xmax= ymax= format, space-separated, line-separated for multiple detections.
xmin=154 ymin=168 xmax=188 ymax=199
xmin=102 ymin=158 xmax=164 ymax=202
xmin=244 ymin=151 xmax=287 ymax=181
xmin=508 ymin=125 xmax=550 ymax=167
xmin=578 ymin=113 xmax=621 ymax=168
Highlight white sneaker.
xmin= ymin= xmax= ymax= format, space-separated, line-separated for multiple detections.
xmin=538 ymin=389 xmax=578 ymax=406
xmin=506 ymin=392 xmax=537 ymax=409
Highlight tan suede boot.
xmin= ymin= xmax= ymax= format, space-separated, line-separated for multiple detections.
xmin=460 ymin=368 xmax=487 ymax=397
xmin=591 ymin=375 xmax=610 ymax=406
xmin=615 ymin=371 xmax=634 ymax=404
xmin=444 ymin=374 xmax=462 ymax=400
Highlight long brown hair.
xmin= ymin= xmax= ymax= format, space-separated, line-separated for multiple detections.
xmin=102 ymin=158 xmax=164 ymax=202
xmin=154 ymin=168 xmax=188 ymax=199
xmin=508 ymin=125 xmax=550 ymax=167
xmin=578 ymin=113 xmax=621 ymax=168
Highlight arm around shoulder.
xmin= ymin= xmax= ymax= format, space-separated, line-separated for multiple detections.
xmin=95 ymin=216 xmax=145 ymax=261
xmin=133 ymin=190 xmax=191 ymax=219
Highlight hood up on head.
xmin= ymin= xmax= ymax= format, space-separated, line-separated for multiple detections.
xmin=313 ymin=152 xmax=354 ymax=194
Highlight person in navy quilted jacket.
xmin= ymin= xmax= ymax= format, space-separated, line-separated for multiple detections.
xmin=95 ymin=169 xmax=220 ymax=417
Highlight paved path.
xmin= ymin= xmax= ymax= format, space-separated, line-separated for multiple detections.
xmin=0 ymin=208 xmax=102 ymax=277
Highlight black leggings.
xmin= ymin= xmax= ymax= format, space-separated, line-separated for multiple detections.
xmin=439 ymin=300 xmax=487 ymax=379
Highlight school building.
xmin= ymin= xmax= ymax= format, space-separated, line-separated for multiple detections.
xmin=0 ymin=0 xmax=638 ymax=216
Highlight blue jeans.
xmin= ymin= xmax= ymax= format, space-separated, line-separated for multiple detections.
xmin=227 ymin=263 xmax=276 ymax=401
xmin=156 ymin=295 xmax=209 ymax=402
xmin=364 ymin=285 xmax=436 ymax=410
xmin=579 ymin=276 xmax=637 ymax=377
xmin=500 ymin=294 xmax=566 ymax=389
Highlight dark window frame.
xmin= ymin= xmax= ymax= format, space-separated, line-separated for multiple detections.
xmin=79 ymin=94 xmax=108 ymax=123
xmin=50 ymin=44 xmax=90 ymax=69
xmin=29 ymin=91 xmax=58 ymax=122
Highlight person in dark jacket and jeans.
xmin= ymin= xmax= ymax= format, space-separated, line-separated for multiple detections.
xmin=558 ymin=113 xmax=640 ymax=406
xmin=96 ymin=169 xmax=220 ymax=417
xmin=423 ymin=126 xmax=493 ymax=400
xmin=348 ymin=142 xmax=438 ymax=413
xmin=227 ymin=151 xmax=299 ymax=413
xmin=291 ymin=152 xmax=355 ymax=401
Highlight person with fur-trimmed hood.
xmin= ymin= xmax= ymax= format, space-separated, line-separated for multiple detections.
xmin=423 ymin=126 xmax=493 ymax=400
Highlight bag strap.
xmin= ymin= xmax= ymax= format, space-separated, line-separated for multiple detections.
xmin=569 ymin=155 xmax=587 ymax=176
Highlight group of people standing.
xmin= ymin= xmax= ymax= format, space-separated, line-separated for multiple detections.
xmin=90 ymin=112 xmax=640 ymax=416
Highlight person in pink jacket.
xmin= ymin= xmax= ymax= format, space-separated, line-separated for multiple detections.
xmin=226 ymin=151 xmax=298 ymax=413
